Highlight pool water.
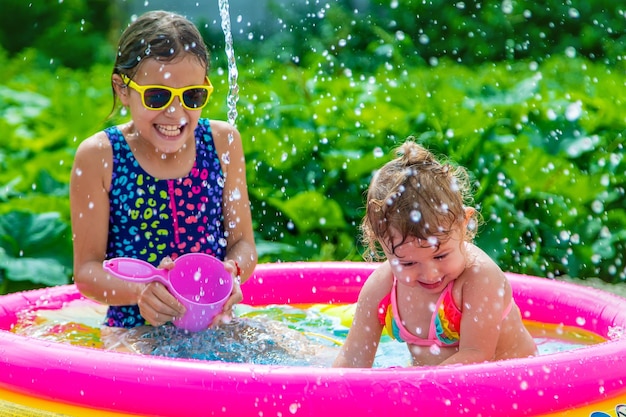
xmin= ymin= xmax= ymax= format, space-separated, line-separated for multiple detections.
xmin=11 ymin=299 xmax=604 ymax=368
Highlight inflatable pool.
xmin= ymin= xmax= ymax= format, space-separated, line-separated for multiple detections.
xmin=1 ymin=262 xmax=625 ymax=416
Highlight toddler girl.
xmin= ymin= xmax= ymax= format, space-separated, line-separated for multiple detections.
xmin=333 ymin=139 xmax=536 ymax=367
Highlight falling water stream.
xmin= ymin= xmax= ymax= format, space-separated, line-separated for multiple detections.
xmin=218 ymin=0 xmax=239 ymax=127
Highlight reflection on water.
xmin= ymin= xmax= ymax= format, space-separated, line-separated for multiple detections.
xmin=11 ymin=300 xmax=602 ymax=368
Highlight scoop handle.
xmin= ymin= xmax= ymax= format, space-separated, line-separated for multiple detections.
xmin=103 ymin=258 xmax=169 ymax=285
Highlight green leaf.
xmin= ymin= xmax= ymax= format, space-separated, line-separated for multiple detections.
xmin=268 ymin=191 xmax=347 ymax=233
xmin=0 ymin=85 xmax=51 ymax=127
xmin=0 ymin=254 xmax=68 ymax=286
xmin=0 ymin=211 xmax=72 ymax=289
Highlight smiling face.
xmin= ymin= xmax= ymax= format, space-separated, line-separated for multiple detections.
xmin=384 ymin=227 xmax=469 ymax=293
xmin=113 ymin=54 xmax=207 ymax=154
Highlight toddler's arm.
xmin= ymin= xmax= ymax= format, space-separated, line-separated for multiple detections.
xmin=333 ymin=264 xmax=391 ymax=368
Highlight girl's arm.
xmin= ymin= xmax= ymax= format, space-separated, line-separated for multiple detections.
xmin=440 ymin=253 xmax=510 ymax=366
xmin=333 ymin=263 xmax=391 ymax=368
xmin=71 ymin=132 xmax=136 ymax=304
xmin=210 ymin=120 xmax=258 ymax=320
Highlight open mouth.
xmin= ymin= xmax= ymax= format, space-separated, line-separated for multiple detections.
xmin=156 ymin=124 xmax=185 ymax=137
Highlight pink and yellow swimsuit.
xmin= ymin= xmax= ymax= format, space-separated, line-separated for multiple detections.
xmin=377 ymin=278 xmax=513 ymax=347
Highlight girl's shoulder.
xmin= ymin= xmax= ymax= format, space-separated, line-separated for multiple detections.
xmin=201 ymin=119 xmax=245 ymax=161
xmin=204 ymin=119 xmax=240 ymax=141
xmin=72 ymin=129 xmax=115 ymax=188
xmin=78 ymin=122 xmax=134 ymax=150
xmin=75 ymin=129 xmax=113 ymax=159
xmin=455 ymin=244 xmax=510 ymax=297
xmin=465 ymin=243 xmax=505 ymax=276
xmin=359 ymin=262 xmax=394 ymax=302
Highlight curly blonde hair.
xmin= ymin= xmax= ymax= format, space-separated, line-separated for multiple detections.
xmin=361 ymin=139 xmax=479 ymax=261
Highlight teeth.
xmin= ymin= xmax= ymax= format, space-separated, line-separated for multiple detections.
xmin=156 ymin=124 xmax=182 ymax=137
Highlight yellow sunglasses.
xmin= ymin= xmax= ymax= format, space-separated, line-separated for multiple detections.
xmin=120 ymin=74 xmax=214 ymax=110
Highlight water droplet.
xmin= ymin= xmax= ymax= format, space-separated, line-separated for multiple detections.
xmin=591 ymin=200 xmax=604 ymax=214
xmin=565 ymin=46 xmax=577 ymax=58
xmin=229 ymin=187 xmax=241 ymax=201
xmin=565 ymin=100 xmax=582 ymax=121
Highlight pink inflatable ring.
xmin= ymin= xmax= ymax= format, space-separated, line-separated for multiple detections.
xmin=0 ymin=262 xmax=625 ymax=416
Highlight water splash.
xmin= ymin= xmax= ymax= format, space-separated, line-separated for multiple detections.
xmin=13 ymin=301 xmax=598 ymax=367
xmin=219 ymin=0 xmax=239 ymax=127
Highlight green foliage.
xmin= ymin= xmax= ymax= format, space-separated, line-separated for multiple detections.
xmin=225 ymin=0 xmax=626 ymax=72
xmin=240 ymin=54 xmax=626 ymax=282
xmin=0 ymin=0 xmax=118 ymax=69
xmin=0 ymin=51 xmax=115 ymax=225
xmin=1 ymin=2 xmax=626 ymax=293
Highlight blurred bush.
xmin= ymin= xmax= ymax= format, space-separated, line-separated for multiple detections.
xmin=242 ymin=0 xmax=626 ymax=69
xmin=0 ymin=0 xmax=118 ymax=69
xmin=1 ymin=0 xmax=625 ymax=292
xmin=4 ymin=0 xmax=624 ymax=70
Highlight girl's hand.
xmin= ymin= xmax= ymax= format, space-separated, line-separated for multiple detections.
xmin=137 ymin=281 xmax=186 ymax=327
xmin=137 ymin=256 xmax=185 ymax=327
xmin=210 ymin=259 xmax=243 ymax=327
xmin=157 ymin=256 xmax=175 ymax=270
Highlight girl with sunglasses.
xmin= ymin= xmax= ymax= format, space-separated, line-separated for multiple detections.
xmin=70 ymin=11 xmax=257 ymax=341
xmin=333 ymin=140 xmax=536 ymax=367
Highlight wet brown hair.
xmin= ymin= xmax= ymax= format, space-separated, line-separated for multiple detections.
xmin=361 ymin=139 xmax=479 ymax=261
xmin=110 ymin=10 xmax=210 ymax=114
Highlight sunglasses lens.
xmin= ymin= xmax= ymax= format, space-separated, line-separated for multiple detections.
xmin=182 ymin=88 xmax=209 ymax=109
xmin=144 ymin=88 xmax=172 ymax=109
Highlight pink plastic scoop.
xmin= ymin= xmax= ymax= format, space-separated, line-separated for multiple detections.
xmin=102 ymin=253 xmax=233 ymax=332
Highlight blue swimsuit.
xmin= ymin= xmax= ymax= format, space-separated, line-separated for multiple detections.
xmin=104 ymin=118 xmax=226 ymax=328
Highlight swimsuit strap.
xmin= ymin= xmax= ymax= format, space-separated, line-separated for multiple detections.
xmin=429 ymin=283 xmax=462 ymax=346
xmin=377 ymin=293 xmax=391 ymax=326
xmin=502 ymin=296 xmax=514 ymax=319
